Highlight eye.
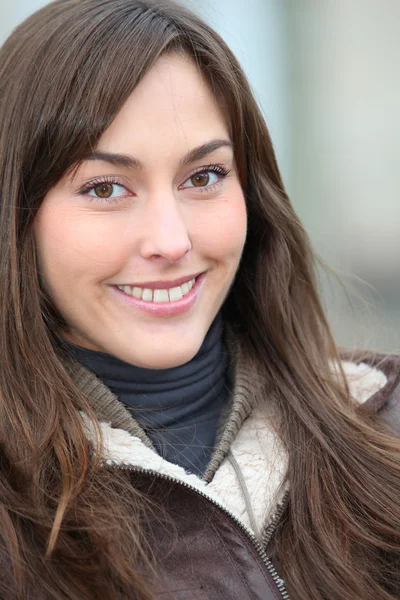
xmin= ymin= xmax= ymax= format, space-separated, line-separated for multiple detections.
xmin=180 ymin=165 xmax=231 ymax=191
xmin=86 ymin=182 xmax=128 ymax=199
xmin=184 ymin=171 xmax=219 ymax=188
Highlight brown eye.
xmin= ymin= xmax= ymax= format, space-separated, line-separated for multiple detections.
xmin=83 ymin=180 xmax=128 ymax=200
xmin=190 ymin=173 xmax=210 ymax=187
xmin=180 ymin=169 xmax=223 ymax=191
xmin=94 ymin=183 xmax=114 ymax=198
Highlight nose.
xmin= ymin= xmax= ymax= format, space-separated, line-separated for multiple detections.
xmin=139 ymin=192 xmax=192 ymax=262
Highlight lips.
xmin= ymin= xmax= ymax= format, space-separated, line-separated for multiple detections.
xmin=116 ymin=276 xmax=196 ymax=302
xmin=118 ymin=272 xmax=203 ymax=290
xmin=112 ymin=271 xmax=206 ymax=317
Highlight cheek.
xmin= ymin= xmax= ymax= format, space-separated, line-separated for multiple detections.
xmin=192 ymin=190 xmax=247 ymax=262
xmin=34 ymin=205 xmax=129 ymax=287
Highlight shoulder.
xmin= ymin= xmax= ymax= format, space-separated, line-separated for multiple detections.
xmin=341 ymin=352 xmax=400 ymax=433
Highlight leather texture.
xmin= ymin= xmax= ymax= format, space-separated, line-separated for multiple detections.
xmin=0 ymin=354 xmax=398 ymax=599
xmin=131 ymin=470 xmax=286 ymax=600
xmin=128 ymin=354 xmax=400 ymax=600
xmin=361 ymin=353 xmax=400 ymax=432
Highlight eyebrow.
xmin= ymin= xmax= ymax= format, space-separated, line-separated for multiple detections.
xmin=85 ymin=139 xmax=234 ymax=170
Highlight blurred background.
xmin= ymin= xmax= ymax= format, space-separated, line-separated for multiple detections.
xmin=1 ymin=0 xmax=399 ymax=351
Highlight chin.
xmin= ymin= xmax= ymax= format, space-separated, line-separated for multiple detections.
xmin=67 ymin=328 xmax=206 ymax=369
xmin=121 ymin=342 xmax=202 ymax=370
xmin=134 ymin=351 xmax=198 ymax=370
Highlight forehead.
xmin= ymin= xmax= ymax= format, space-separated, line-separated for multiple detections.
xmin=97 ymin=52 xmax=230 ymax=161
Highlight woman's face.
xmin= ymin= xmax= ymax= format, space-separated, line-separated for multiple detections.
xmin=34 ymin=52 xmax=247 ymax=369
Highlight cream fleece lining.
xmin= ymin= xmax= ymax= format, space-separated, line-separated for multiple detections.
xmin=81 ymin=361 xmax=387 ymax=537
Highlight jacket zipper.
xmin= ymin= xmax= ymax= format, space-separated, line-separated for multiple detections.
xmin=262 ymin=489 xmax=290 ymax=548
xmin=119 ymin=465 xmax=290 ymax=600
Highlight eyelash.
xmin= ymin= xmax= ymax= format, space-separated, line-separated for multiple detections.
xmin=78 ymin=163 xmax=232 ymax=202
xmin=79 ymin=175 xmax=127 ymax=201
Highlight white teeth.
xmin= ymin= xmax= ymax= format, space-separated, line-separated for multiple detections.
xmin=169 ymin=286 xmax=183 ymax=302
xmin=142 ymin=288 xmax=153 ymax=301
xmin=181 ymin=282 xmax=189 ymax=295
xmin=117 ymin=277 xmax=197 ymax=302
xmin=153 ymin=289 xmax=169 ymax=303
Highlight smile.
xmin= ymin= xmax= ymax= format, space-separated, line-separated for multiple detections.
xmin=116 ymin=277 xmax=196 ymax=303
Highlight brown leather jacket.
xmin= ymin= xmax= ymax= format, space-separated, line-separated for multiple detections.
xmin=2 ymin=354 xmax=399 ymax=599
xmin=132 ymin=469 xmax=289 ymax=599
xmin=91 ymin=353 xmax=400 ymax=600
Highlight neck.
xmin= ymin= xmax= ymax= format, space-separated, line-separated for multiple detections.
xmin=64 ymin=314 xmax=231 ymax=475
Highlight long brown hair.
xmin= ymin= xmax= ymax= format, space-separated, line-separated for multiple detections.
xmin=0 ymin=0 xmax=398 ymax=598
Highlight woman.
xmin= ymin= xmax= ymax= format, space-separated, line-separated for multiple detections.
xmin=0 ymin=0 xmax=398 ymax=598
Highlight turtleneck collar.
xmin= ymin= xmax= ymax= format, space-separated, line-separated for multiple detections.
xmin=64 ymin=314 xmax=231 ymax=476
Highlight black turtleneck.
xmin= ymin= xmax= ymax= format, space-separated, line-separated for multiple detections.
xmin=64 ymin=315 xmax=231 ymax=476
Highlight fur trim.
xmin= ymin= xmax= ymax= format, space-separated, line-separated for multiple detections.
xmin=81 ymin=413 xmax=258 ymax=535
xmin=340 ymin=361 xmax=387 ymax=404
xmin=211 ymin=409 xmax=287 ymax=536
xmin=82 ymin=361 xmax=388 ymax=537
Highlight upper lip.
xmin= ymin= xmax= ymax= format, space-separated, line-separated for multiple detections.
xmin=116 ymin=272 xmax=203 ymax=290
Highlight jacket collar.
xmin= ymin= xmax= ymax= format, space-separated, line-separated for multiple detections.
xmin=71 ymin=345 xmax=399 ymax=538
xmin=348 ymin=352 xmax=400 ymax=433
xmin=68 ymin=326 xmax=255 ymax=483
